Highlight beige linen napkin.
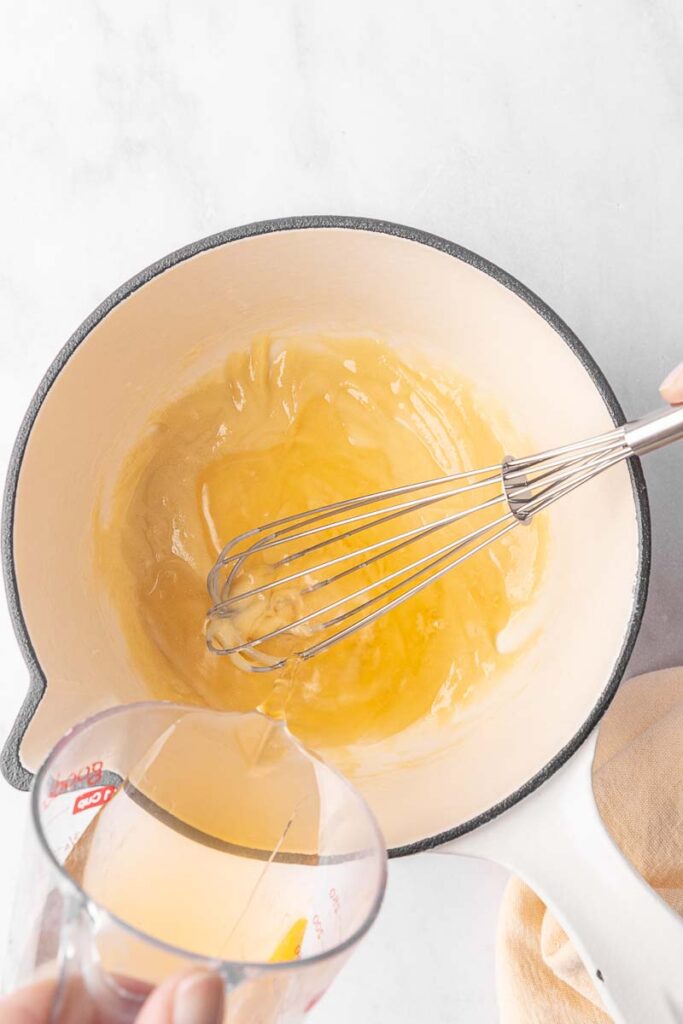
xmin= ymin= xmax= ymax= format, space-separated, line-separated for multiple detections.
xmin=497 ymin=667 xmax=683 ymax=1023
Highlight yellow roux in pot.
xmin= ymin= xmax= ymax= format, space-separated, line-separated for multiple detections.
xmin=96 ymin=336 xmax=546 ymax=749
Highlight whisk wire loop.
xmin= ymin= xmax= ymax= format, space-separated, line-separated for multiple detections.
xmin=206 ymin=406 xmax=683 ymax=669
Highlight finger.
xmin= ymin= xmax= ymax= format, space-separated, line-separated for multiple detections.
xmin=660 ymin=363 xmax=683 ymax=404
xmin=135 ymin=970 xmax=225 ymax=1024
xmin=0 ymin=975 xmax=151 ymax=1024
xmin=0 ymin=978 xmax=59 ymax=1023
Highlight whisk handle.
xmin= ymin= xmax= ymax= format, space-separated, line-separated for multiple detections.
xmin=624 ymin=405 xmax=683 ymax=456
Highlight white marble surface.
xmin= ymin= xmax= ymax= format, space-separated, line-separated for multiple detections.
xmin=1 ymin=2 xmax=683 ymax=1021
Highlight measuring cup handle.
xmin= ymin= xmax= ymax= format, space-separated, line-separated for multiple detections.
xmin=50 ymin=899 xmax=152 ymax=1023
xmin=439 ymin=732 xmax=683 ymax=1024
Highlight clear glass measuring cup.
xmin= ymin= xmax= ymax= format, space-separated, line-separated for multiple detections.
xmin=3 ymin=702 xmax=387 ymax=1022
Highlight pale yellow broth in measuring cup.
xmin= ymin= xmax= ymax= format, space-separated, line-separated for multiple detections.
xmin=95 ymin=336 xmax=546 ymax=749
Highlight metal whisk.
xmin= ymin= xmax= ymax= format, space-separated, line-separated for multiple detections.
xmin=206 ymin=406 xmax=683 ymax=671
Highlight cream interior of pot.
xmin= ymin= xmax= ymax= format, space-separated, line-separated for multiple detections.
xmin=11 ymin=228 xmax=641 ymax=849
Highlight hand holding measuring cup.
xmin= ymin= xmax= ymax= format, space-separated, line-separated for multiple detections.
xmin=0 ymin=968 xmax=224 ymax=1023
xmin=1 ymin=703 xmax=386 ymax=1024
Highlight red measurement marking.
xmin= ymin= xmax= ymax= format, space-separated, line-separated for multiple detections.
xmin=312 ymin=915 xmax=324 ymax=940
xmin=72 ymin=785 xmax=117 ymax=815
xmin=305 ymin=991 xmax=325 ymax=1012
xmin=49 ymin=761 xmax=104 ymax=799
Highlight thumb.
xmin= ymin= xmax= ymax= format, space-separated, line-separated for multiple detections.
xmin=660 ymin=363 xmax=683 ymax=405
xmin=135 ymin=970 xmax=225 ymax=1024
xmin=0 ymin=978 xmax=58 ymax=1023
